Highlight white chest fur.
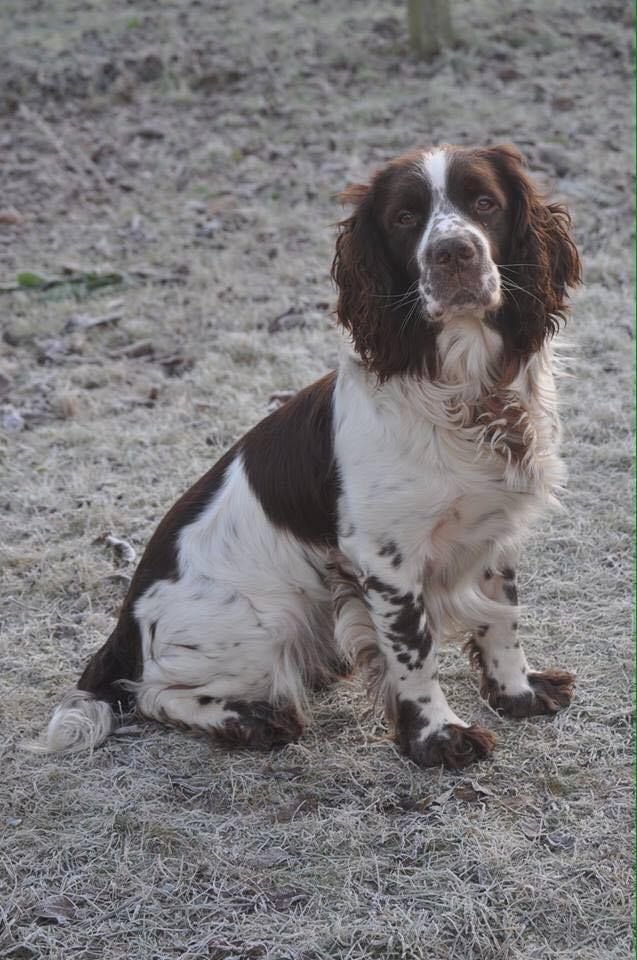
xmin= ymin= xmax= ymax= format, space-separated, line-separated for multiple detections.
xmin=334 ymin=347 xmax=564 ymax=586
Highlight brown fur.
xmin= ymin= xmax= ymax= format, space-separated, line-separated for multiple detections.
xmin=242 ymin=372 xmax=340 ymax=545
xmin=482 ymin=144 xmax=582 ymax=369
xmin=331 ymin=159 xmax=440 ymax=382
xmin=213 ymin=701 xmax=304 ymax=750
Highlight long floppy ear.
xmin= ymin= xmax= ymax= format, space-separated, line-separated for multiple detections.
xmin=331 ymin=181 xmax=434 ymax=381
xmin=486 ymin=144 xmax=582 ymax=358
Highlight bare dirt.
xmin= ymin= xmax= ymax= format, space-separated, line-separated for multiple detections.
xmin=0 ymin=1 xmax=634 ymax=958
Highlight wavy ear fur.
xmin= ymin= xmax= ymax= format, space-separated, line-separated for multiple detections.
xmin=486 ymin=144 xmax=582 ymax=359
xmin=331 ymin=182 xmax=436 ymax=381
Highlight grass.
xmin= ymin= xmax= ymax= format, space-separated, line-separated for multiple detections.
xmin=0 ymin=0 xmax=633 ymax=958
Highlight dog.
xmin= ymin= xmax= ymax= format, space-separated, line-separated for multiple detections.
xmin=34 ymin=144 xmax=581 ymax=768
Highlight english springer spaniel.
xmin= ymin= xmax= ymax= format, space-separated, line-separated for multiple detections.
xmin=35 ymin=144 xmax=581 ymax=769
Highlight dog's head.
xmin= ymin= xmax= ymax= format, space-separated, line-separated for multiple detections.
xmin=332 ymin=144 xmax=581 ymax=381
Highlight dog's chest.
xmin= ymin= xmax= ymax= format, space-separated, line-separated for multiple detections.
xmin=334 ymin=373 xmax=554 ymax=563
xmin=340 ymin=426 xmax=517 ymax=543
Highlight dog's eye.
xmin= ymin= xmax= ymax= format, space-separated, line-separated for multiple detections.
xmin=475 ymin=196 xmax=497 ymax=213
xmin=396 ymin=210 xmax=416 ymax=226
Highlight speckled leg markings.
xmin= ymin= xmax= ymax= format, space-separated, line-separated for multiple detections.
xmin=467 ymin=567 xmax=575 ymax=717
xmin=329 ymin=549 xmax=495 ymax=769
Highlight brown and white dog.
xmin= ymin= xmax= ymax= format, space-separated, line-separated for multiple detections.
xmin=34 ymin=144 xmax=581 ymax=769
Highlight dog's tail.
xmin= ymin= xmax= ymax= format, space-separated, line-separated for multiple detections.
xmin=26 ymin=615 xmax=140 ymax=754
xmin=25 ymin=690 xmax=117 ymax=754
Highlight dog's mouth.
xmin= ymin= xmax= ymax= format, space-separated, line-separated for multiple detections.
xmin=420 ymin=270 xmax=502 ymax=322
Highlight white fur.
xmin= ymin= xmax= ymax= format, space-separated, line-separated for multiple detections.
xmin=128 ymin=454 xmax=334 ymax=729
xmin=422 ymin=147 xmax=448 ymax=193
xmin=25 ymin=691 xmax=115 ymax=754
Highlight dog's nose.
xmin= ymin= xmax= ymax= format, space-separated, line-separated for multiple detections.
xmin=429 ymin=236 xmax=478 ymax=269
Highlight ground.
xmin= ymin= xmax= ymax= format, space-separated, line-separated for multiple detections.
xmin=0 ymin=1 xmax=634 ymax=958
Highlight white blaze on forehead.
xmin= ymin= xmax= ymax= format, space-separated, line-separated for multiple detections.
xmin=417 ymin=148 xmax=450 ymax=259
xmin=417 ymin=146 xmax=492 ymax=262
xmin=422 ymin=148 xmax=449 ymax=195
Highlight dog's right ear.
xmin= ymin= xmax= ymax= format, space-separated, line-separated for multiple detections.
xmin=331 ymin=181 xmax=398 ymax=380
xmin=336 ymin=182 xmax=370 ymax=207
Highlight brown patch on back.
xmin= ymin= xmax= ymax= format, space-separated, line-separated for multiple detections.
xmin=242 ymin=372 xmax=339 ymax=546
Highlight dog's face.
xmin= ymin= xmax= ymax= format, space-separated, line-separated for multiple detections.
xmin=376 ymin=149 xmax=507 ymax=322
xmin=332 ymin=144 xmax=581 ymax=381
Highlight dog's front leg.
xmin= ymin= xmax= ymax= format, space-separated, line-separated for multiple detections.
xmin=467 ymin=565 xmax=576 ymax=716
xmin=328 ymin=552 xmax=495 ymax=769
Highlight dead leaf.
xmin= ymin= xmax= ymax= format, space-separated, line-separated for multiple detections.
xmin=552 ymin=95 xmax=575 ymax=111
xmin=266 ymin=888 xmax=308 ymax=910
xmin=34 ymin=894 xmax=77 ymax=925
xmin=397 ymin=794 xmax=434 ymax=813
xmin=0 ymin=207 xmax=23 ymax=225
xmin=453 ymin=784 xmax=482 ymax=802
xmin=51 ymin=394 xmax=79 ymax=419
xmin=520 ymin=819 xmax=543 ymax=841
xmin=105 ymin=535 xmax=136 ymax=563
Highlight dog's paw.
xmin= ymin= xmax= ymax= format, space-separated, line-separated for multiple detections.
xmin=483 ymin=669 xmax=576 ymax=718
xmin=213 ymin=701 xmax=304 ymax=750
xmin=403 ymin=723 xmax=496 ymax=770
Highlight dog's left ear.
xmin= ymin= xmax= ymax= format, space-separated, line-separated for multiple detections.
xmin=486 ymin=144 xmax=582 ymax=357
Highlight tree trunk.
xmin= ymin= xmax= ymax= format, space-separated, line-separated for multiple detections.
xmin=408 ymin=0 xmax=454 ymax=58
